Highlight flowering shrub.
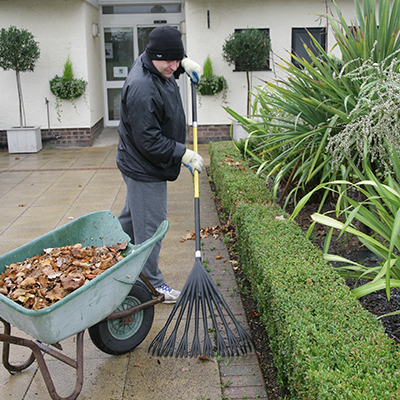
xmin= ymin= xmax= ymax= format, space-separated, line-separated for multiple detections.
xmin=327 ymin=49 xmax=400 ymax=177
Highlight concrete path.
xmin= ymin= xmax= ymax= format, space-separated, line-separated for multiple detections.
xmin=0 ymin=130 xmax=267 ymax=400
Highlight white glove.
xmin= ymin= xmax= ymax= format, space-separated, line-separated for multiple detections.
xmin=181 ymin=58 xmax=201 ymax=83
xmin=181 ymin=149 xmax=204 ymax=175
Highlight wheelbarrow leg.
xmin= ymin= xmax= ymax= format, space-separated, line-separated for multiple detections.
xmin=0 ymin=317 xmax=84 ymax=400
xmin=1 ymin=317 xmax=35 ymax=373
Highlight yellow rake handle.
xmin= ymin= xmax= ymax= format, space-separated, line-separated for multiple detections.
xmin=193 ymin=123 xmax=199 ymax=198
xmin=191 ymin=80 xmax=200 ymax=199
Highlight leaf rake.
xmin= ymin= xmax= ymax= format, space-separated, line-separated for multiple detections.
xmin=148 ymin=80 xmax=253 ymax=358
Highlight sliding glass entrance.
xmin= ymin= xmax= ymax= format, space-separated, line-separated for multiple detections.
xmin=101 ymin=3 xmax=185 ymax=126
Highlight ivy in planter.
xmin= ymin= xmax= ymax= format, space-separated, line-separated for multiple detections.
xmin=196 ymin=56 xmax=227 ymax=102
xmin=49 ymin=56 xmax=87 ymax=122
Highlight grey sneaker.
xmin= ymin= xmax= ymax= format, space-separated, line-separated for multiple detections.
xmin=156 ymin=284 xmax=181 ymax=304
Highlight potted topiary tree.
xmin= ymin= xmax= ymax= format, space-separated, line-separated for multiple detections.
xmin=222 ymin=28 xmax=270 ymax=117
xmin=0 ymin=26 xmax=41 ymax=153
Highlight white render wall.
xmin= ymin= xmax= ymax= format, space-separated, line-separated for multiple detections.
xmin=184 ymin=0 xmax=355 ymax=125
xmin=0 ymin=0 xmax=102 ymax=131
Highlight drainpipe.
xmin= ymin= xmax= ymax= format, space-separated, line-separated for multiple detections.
xmin=43 ymin=98 xmax=61 ymax=141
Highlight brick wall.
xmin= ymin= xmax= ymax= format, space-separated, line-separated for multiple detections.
xmin=0 ymin=118 xmax=104 ymax=150
xmin=0 ymin=120 xmax=232 ymax=150
xmin=188 ymin=124 xmax=231 ymax=144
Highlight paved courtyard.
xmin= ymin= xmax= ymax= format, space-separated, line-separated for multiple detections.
xmin=0 ymin=132 xmax=267 ymax=400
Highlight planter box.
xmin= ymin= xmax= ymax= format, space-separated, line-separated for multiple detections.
xmin=7 ymin=126 xmax=42 ymax=153
xmin=232 ymin=122 xmax=249 ymax=141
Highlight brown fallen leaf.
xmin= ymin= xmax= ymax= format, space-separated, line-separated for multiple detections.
xmin=181 ymin=231 xmax=195 ymax=241
xmin=84 ymin=273 xmax=98 ymax=280
xmin=116 ymin=240 xmax=129 ymax=251
xmin=10 ymin=288 xmax=27 ymax=300
xmin=248 ymin=310 xmax=260 ymax=318
xmin=61 ymin=273 xmax=85 ymax=290
xmin=197 ymin=354 xmax=213 ymax=362
xmin=20 ymin=277 xmax=37 ymax=287
xmin=45 ymin=285 xmax=66 ymax=302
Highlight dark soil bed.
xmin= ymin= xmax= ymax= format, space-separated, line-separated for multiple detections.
xmin=208 ymin=170 xmax=400 ymax=399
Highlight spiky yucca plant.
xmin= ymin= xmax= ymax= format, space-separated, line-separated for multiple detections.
xmin=225 ymin=0 xmax=400 ymax=207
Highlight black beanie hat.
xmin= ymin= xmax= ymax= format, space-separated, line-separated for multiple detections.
xmin=146 ymin=26 xmax=184 ymax=61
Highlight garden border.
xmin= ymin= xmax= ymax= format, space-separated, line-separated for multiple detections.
xmin=209 ymin=141 xmax=400 ymax=399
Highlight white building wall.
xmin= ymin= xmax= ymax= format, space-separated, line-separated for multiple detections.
xmin=0 ymin=0 xmax=102 ymax=131
xmin=84 ymin=2 xmax=104 ymax=128
xmin=0 ymin=0 xmax=358 ymax=135
xmin=184 ymin=0 xmax=355 ymax=125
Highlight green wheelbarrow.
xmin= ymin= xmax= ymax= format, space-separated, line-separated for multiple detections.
xmin=0 ymin=210 xmax=168 ymax=400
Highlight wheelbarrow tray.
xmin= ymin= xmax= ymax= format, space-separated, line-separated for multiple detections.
xmin=0 ymin=210 xmax=168 ymax=344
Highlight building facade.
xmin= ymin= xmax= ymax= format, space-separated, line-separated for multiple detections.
xmin=0 ymin=0 xmax=355 ymax=148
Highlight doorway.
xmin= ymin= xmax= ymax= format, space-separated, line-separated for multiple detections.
xmin=100 ymin=4 xmax=186 ymax=127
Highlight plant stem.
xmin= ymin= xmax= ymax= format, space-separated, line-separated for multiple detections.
xmin=246 ymin=70 xmax=250 ymax=116
xmin=16 ymin=70 xmax=26 ymax=127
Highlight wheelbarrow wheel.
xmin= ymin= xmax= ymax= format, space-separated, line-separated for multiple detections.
xmin=88 ymin=281 xmax=154 ymax=355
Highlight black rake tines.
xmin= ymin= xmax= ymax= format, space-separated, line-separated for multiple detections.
xmin=148 ymin=259 xmax=253 ymax=358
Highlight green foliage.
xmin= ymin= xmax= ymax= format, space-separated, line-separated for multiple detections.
xmin=222 ymin=28 xmax=270 ymax=116
xmin=62 ymin=56 xmax=74 ymax=81
xmin=0 ymin=25 xmax=40 ymax=73
xmin=49 ymin=76 xmax=86 ymax=101
xmin=222 ymin=29 xmax=270 ymax=72
xmin=0 ymin=25 xmax=40 ymax=127
xmin=49 ymin=57 xmax=87 ymax=122
xmin=236 ymin=203 xmax=400 ymax=399
xmin=197 ymin=56 xmax=227 ymax=100
xmin=197 ymin=75 xmax=227 ymax=97
xmin=291 ymin=152 xmax=400 ymax=308
xmin=329 ymin=0 xmax=400 ymax=68
xmin=209 ymin=141 xmax=400 ymax=399
xmin=224 ymin=0 xmax=400 ymax=207
xmin=203 ymin=55 xmax=213 ymax=78
xmin=208 ymin=141 xmax=271 ymax=218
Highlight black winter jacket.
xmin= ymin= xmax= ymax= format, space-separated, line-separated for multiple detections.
xmin=116 ymin=52 xmax=186 ymax=182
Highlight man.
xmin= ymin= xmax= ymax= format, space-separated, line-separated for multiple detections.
xmin=116 ymin=26 xmax=203 ymax=303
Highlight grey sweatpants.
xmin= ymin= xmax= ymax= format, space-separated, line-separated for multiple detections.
xmin=118 ymin=174 xmax=167 ymax=287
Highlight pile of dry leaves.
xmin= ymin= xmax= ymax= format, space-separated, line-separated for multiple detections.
xmin=180 ymin=221 xmax=234 ymax=242
xmin=0 ymin=241 xmax=128 ymax=310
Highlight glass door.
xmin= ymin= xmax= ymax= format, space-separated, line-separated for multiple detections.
xmin=104 ymin=27 xmax=134 ymax=122
xmin=101 ymin=6 xmax=186 ymax=127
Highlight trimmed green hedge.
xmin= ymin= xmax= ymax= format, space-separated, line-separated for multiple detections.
xmin=208 ymin=141 xmax=271 ymax=215
xmin=209 ymin=141 xmax=400 ymax=399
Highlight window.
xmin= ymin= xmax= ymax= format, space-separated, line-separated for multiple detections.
xmin=292 ymin=28 xmax=326 ymax=68
xmin=233 ymin=28 xmax=271 ymax=71
xmin=102 ymin=4 xmax=182 ymax=14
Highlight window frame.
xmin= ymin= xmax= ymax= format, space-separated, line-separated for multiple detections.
xmin=291 ymin=27 xmax=327 ymax=68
